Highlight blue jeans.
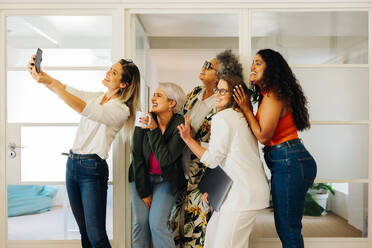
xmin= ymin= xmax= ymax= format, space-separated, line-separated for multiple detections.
xmin=264 ymin=139 xmax=317 ymax=248
xmin=130 ymin=175 xmax=178 ymax=248
xmin=66 ymin=152 xmax=111 ymax=248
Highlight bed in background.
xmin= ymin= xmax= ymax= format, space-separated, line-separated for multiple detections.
xmin=8 ymin=185 xmax=58 ymax=217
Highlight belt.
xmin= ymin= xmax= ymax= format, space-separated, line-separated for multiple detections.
xmin=62 ymin=151 xmax=102 ymax=160
xmin=263 ymin=138 xmax=302 ymax=153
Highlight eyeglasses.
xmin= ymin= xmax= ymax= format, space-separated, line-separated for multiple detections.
xmin=213 ymin=87 xmax=229 ymax=96
xmin=203 ymin=60 xmax=216 ymax=71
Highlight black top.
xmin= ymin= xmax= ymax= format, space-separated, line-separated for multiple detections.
xmin=128 ymin=113 xmax=187 ymax=198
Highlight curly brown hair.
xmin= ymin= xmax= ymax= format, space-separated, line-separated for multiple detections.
xmin=252 ymin=49 xmax=310 ymax=131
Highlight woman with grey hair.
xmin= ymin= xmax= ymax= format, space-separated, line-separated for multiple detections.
xmin=128 ymin=82 xmax=187 ymax=248
xmin=157 ymin=82 xmax=186 ymax=113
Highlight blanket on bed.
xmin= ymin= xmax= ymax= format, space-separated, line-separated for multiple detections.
xmin=8 ymin=185 xmax=58 ymax=217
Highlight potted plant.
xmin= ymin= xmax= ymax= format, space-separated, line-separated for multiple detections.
xmin=304 ymin=183 xmax=335 ymax=216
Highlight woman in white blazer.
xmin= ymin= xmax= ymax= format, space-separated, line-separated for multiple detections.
xmin=177 ymin=74 xmax=270 ymax=248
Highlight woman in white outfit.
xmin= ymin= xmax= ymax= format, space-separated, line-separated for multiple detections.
xmin=177 ymin=74 xmax=270 ymax=248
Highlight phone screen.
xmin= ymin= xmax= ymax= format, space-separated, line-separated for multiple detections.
xmin=35 ymin=48 xmax=43 ymax=73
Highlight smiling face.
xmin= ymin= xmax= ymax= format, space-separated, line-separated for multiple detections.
xmin=151 ymin=87 xmax=175 ymax=114
xmin=102 ymin=62 xmax=127 ymax=91
xmin=249 ymin=54 xmax=267 ymax=86
xmin=199 ymin=58 xmax=219 ymax=88
xmin=214 ymin=79 xmax=232 ymax=111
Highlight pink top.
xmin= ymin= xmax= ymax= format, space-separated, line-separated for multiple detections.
xmin=149 ymin=152 xmax=162 ymax=175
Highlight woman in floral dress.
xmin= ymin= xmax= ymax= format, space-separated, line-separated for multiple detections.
xmin=170 ymin=49 xmax=243 ymax=248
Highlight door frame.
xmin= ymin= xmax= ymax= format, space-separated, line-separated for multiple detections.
xmin=1 ymin=9 xmax=8 ymax=248
xmin=0 ymin=2 xmax=372 ymax=248
xmin=0 ymin=8 xmax=130 ymax=248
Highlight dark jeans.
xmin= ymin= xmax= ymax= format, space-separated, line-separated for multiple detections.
xmin=66 ymin=152 xmax=111 ymax=248
xmin=264 ymin=139 xmax=317 ymax=248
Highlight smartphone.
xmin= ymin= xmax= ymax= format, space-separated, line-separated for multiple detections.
xmin=34 ymin=48 xmax=43 ymax=73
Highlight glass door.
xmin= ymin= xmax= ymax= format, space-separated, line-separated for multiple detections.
xmin=250 ymin=10 xmax=369 ymax=241
xmin=5 ymin=14 xmax=116 ymax=246
xmin=130 ymin=10 xmax=240 ymax=248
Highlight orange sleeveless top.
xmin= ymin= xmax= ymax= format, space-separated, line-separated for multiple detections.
xmin=256 ymin=101 xmax=298 ymax=147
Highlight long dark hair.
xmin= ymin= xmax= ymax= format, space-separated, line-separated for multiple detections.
xmin=253 ymin=49 xmax=310 ymax=131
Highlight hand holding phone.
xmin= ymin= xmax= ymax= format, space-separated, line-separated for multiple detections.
xmin=28 ymin=49 xmax=51 ymax=85
xmin=34 ymin=48 xmax=43 ymax=73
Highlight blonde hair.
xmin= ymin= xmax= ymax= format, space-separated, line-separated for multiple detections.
xmin=118 ymin=59 xmax=141 ymax=141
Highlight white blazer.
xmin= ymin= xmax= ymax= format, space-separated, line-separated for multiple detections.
xmin=201 ymin=108 xmax=270 ymax=212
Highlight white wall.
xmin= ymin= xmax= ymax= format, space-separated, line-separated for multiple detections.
xmin=329 ymin=183 xmax=367 ymax=232
xmin=148 ymin=49 xmax=238 ymax=96
xmin=329 ymin=191 xmax=348 ymax=220
xmin=145 ymin=51 xmax=159 ymax=109
xmin=348 ymin=184 xmax=365 ymax=231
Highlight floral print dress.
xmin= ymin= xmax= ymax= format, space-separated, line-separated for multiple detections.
xmin=169 ymin=85 xmax=216 ymax=248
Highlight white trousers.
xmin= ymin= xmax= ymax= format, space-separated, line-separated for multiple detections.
xmin=204 ymin=210 xmax=259 ymax=248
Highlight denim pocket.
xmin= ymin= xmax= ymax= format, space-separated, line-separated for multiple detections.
xmin=267 ymin=148 xmax=289 ymax=163
xmin=80 ymin=158 xmax=98 ymax=170
xmin=299 ymin=156 xmax=317 ymax=184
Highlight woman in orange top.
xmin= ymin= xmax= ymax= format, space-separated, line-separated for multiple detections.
xmin=233 ymin=49 xmax=317 ymax=248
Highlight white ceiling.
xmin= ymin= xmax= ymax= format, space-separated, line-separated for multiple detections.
xmin=138 ymin=12 xmax=368 ymax=38
xmin=252 ymin=11 xmax=368 ymax=37
xmin=7 ymin=16 xmax=112 ymax=37
xmin=9 ymin=16 xmax=110 ymax=35
xmin=7 ymin=16 xmax=112 ymax=48
xmin=138 ymin=14 xmax=239 ymax=37
xmin=7 ymin=12 xmax=368 ymax=44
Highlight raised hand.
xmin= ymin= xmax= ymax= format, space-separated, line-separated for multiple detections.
xmin=177 ymin=115 xmax=192 ymax=141
xmin=233 ymin=84 xmax=252 ymax=112
xmin=27 ymin=55 xmax=52 ymax=85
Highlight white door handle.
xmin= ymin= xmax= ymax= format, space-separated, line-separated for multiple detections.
xmin=7 ymin=143 xmax=26 ymax=159
xmin=8 ymin=142 xmax=25 ymax=151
